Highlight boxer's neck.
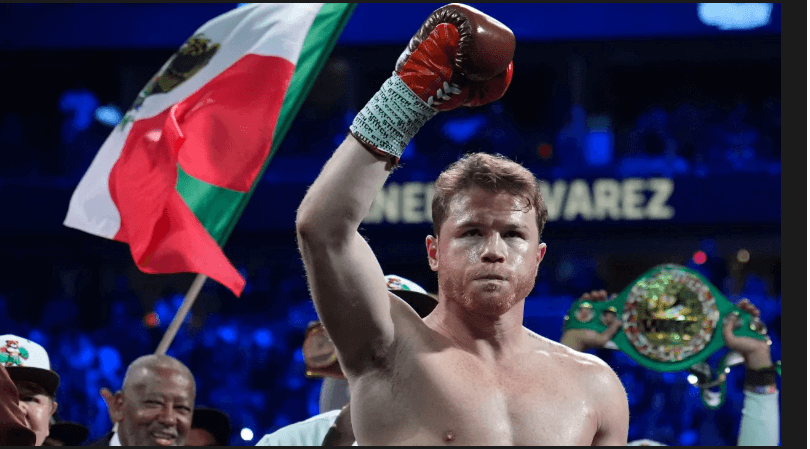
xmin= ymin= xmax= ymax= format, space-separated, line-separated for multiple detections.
xmin=426 ymin=296 xmax=526 ymax=364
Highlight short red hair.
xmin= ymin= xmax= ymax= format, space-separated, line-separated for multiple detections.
xmin=431 ymin=153 xmax=548 ymax=239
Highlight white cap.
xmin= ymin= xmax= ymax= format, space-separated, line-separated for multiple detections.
xmin=384 ymin=274 xmax=428 ymax=295
xmin=1 ymin=334 xmax=60 ymax=396
xmin=384 ymin=275 xmax=437 ymax=318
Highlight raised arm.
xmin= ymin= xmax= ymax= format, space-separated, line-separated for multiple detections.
xmin=722 ymin=299 xmax=780 ymax=446
xmin=296 ymin=137 xmax=396 ymax=376
xmin=296 ymin=3 xmax=515 ymax=377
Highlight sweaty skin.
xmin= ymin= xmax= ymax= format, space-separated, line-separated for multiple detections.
xmin=296 ymin=135 xmax=629 ymax=445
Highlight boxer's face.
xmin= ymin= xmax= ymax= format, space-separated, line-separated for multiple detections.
xmin=428 ymin=187 xmax=546 ymax=316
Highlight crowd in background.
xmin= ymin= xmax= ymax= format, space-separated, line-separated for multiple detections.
xmin=0 ymin=73 xmax=781 ymax=185
xmin=2 ymin=245 xmax=781 ymax=445
xmin=0 ymin=30 xmax=780 ymax=446
xmin=1 ymin=85 xmax=782 ymax=445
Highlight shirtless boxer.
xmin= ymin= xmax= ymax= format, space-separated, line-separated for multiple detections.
xmin=295 ymin=4 xmax=629 ymax=445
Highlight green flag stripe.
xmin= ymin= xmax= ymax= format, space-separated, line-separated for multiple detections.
xmin=177 ymin=3 xmax=357 ymax=246
xmin=176 ymin=164 xmax=246 ymax=240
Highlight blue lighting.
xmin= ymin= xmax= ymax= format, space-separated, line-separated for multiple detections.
xmin=697 ymin=3 xmax=772 ymax=30
xmin=400 ymin=140 xmax=416 ymax=161
xmin=59 ymin=89 xmax=100 ymax=143
xmin=286 ymin=374 xmax=304 ymax=390
xmin=293 ymin=349 xmax=304 ymax=364
xmin=28 ymin=329 xmax=48 ymax=348
xmin=98 ymin=346 xmax=121 ymax=375
xmin=307 ymin=384 xmax=320 ymax=416
xmin=253 ymin=329 xmax=274 ymax=348
xmin=218 ymin=325 xmax=238 ymax=344
xmin=155 ymin=300 xmax=172 ymax=328
xmin=288 ymin=304 xmax=318 ymax=330
xmin=77 ymin=347 xmax=94 ymax=369
xmin=441 ymin=115 xmax=486 ymax=144
xmin=679 ymin=429 xmax=699 ymax=446
xmin=273 ymin=414 xmax=291 ymax=430
xmin=333 ymin=132 xmax=346 ymax=148
xmin=59 ymin=89 xmax=98 ymax=131
xmin=94 ymin=105 xmax=122 ymax=127
xmin=584 ymin=130 xmax=613 ymax=166
xmin=614 ymin=351 xmax=639 ymax=367
xmin=170 ymin=294 xmax=184 ymax=310
xmin=237 ymin=266 xmax=252 ymax=295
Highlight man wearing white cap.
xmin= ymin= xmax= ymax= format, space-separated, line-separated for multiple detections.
xmin=1 ymin=335 xmax=60 ymax=446
xmin=1 ymin=364 xmax=36 ymax=445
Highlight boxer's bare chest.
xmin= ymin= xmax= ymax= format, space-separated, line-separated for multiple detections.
xmin=351 ymin=340 xmax=598 ymax=445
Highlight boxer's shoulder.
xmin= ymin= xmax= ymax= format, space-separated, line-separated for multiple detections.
xmin=525 ymin=330 xmax=624 ymax=414
xmin=524 ymin=328 xmax=611 ymax=376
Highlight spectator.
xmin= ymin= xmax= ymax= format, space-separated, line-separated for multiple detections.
xmin=0 ymin=363 xmax=36 ymax=445
xmin=669 ymin=102 xmax=703 ymax=161
xmin=620 ymin=107 xmax=687 ymax=177
xmin=2 ymin=335 xmax=60 ymax=446
xmin=187 ymin=407 xmax=232 ymax=446
xmin=758 ymin=96 xmax=780 ymax=161
xmin=42 ymin=419 xmax=89 ymax=446
xmin=554 ymin=104 xmax=588 ymax=177
xmin=88 ymin=354 xmax=195 ymax=446
xmin=719 ymin=101 xmax=760 ymax=171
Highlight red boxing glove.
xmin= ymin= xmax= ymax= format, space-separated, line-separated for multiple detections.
xmin=350 ymin=4 xmax=515 ymax=161
xmin=395 ymin=4 xmax=515 ymax=110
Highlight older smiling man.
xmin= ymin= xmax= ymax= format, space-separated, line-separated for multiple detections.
xmin=89 ymin=354 xmax=195 ymax=446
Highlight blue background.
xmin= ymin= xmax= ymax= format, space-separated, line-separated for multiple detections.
xmin=0 ymin=3 xmax=781 ymax=446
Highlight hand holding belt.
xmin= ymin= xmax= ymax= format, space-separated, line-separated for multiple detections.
xmin=563 ymin=264 xmax=778 ymax=408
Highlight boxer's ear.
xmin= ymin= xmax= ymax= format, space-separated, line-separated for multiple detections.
xmin=426 ymin=235 xmax=439 ymax=272
xmin=537 ymin=242 xmax=547 ymax=265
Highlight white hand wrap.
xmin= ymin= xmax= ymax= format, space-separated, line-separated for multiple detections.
xmin=350 ymin=74 xmax=437 ymax=160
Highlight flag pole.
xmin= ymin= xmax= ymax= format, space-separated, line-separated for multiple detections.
xmin=155 ymin=273 xmax=208 ymax=355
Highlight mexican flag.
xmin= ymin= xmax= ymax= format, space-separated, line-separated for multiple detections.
xmin=64 ymin=4 xmax=356 ymax=297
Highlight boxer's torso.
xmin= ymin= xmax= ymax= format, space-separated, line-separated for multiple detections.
xmin=348 ymin=295 xmax=604 ymax=446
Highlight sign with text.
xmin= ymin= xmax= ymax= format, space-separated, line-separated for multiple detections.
xmin=6 ymin=174 xmax=779 ymax=235
xmin=360 ymin=175 xmax=779 ymax=227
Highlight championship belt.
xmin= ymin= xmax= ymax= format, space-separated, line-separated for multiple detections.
xmin=563 ymin=264 xmax=774 ymax=408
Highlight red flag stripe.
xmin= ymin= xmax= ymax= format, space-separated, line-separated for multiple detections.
xmin=109 ymin=108 xmax=244 ymax=296
xmin=174 ymin=54 xmax=295 ymax=193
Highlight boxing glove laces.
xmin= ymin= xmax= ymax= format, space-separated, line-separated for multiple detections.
xmin=350 ymin=3 xmax=516 ymax=164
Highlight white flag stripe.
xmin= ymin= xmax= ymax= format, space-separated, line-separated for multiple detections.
xmin=133 ymin=3 xmax=321 ymax=122
xmin=63 ymin=120 xmax=130 ymax=238
xmin=224 ymin=3 xmax=321 ymax=62
xmin=64 ymin=3 xmax=323 ymax=239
